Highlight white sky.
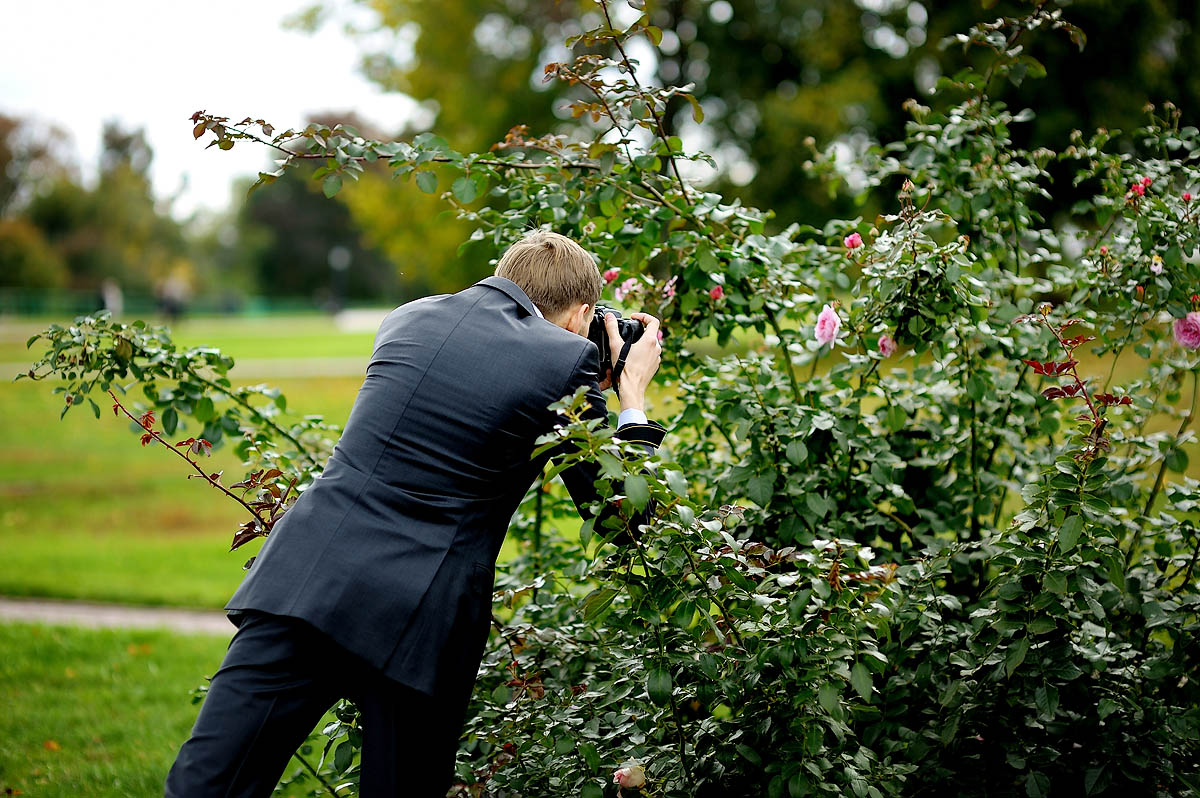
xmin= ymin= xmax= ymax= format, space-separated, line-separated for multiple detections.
xmin=0 ymin=1 xmax=418 ymax=220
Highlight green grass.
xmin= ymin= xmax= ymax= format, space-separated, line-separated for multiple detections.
xmin=0 ymin=623 xmax=229 ymax=797
xmin=0 ymin=313 xmax=377 ymax=365
xmin=0 ymin=375 xmax=364 ymax=608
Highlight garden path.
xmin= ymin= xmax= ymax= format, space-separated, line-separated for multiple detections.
xmin=0 ymin=596 xmax=233 ymax=636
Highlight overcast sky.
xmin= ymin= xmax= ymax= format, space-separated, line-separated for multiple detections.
xmin=0 ymin=1 xmax=418 ymax=219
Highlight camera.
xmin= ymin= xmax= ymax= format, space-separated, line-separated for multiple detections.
xmin=588 ymin=306 xmax=644 ymax=368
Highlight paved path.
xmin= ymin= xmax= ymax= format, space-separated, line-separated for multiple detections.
xmin=0 ymin=596 xmax=234 ymax=636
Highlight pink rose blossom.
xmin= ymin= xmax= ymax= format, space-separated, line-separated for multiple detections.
xmin=878 ymin=333 xmax=897 ymax=357
xmin=1185 ymin=192 xmax=1193 ymax=202
xmin=844 ymin=232 xmax=863 ymax=250
xmin=1141 ymin=176 xmax=1153 ymax=187
xmin=1130 ymin=183 xmax=1146 ymax=197
xmin=709 ymin=285 xmax=724 ymax=301
xmin=814 ymin=304 xmax=841 ymax=346
xmin=615 ymin=277 xmax=638 ymax=302
xmin=1174 ymin=312 xmax=1200 ymax=350
xmin=613 ymin=763 xmax=646 ymax=789
xmin=1151 ymin=255 xmax=1164 ymax=275
xmin=1099 ymin=245 xmax=1109 ymax=256
xmin=603 ymin=268 xmax=620 ymax=284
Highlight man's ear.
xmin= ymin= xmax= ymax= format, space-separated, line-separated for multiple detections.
xmin=575 ymin=303 xmax=593 ymax=335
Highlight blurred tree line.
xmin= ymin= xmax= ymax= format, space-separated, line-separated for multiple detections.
xmin=4 ymin=0 xmax=1198 ymax=311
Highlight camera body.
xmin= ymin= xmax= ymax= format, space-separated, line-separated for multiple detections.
xmin=588 ymin=306 xmax=644 ymax=368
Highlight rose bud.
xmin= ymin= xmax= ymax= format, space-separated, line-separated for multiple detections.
xmin=613 ymin=762 xmax=646 ymax=789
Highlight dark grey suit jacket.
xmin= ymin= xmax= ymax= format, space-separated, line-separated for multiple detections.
xmin=226 ymin=276 xmax=665 ymax=704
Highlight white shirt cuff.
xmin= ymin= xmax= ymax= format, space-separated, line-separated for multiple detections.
xmin=618 ymin=408 xmax=648 ymax=427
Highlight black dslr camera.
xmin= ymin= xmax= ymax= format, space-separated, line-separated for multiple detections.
xmin=588 ymin=306 xmax=644 ymax=369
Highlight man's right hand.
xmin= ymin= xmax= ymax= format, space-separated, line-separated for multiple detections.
xmin=603 ymin=311 xmax=661 ymax=412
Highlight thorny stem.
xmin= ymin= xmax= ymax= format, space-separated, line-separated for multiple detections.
xmin=108 ymin=390 xmax=273 ymax=529
xmin=631 ymin=540 xmax=693 ymax=784
xmin=597 ymin=0 xmax=690 ymax=204
xmin=1043 ymin=318 xmax=1100 ymax=423
xmin=762 ymin=303 xmax=801 ymax=402
xmin=1102 ymin=293 xmax=1147 ymax=393
xmin=1136 ymin=369 xmax=1198 ymax=529
xmin=186 ymin=370 xmax=321 ymax=471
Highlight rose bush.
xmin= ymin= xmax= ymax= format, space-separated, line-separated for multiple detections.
xmin=23 ymin=1 xmax=1200 ymax=795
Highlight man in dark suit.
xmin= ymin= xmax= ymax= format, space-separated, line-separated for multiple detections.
xmin=165 ymin=231 xmax=666 ymax=797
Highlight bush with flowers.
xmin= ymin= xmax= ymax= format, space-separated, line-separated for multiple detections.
xmin=22 ymin=1 xmax=1200 ymax=795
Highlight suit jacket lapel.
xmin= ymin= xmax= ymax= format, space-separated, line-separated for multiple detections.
xmin=478 ymin=276 xmax=540 ymax=318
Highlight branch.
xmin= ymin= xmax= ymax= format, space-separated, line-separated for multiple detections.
xmin=597 ymin=0 xmax=689 ymax=204
xmin=108 ymin=390 xmax=272 ymax=529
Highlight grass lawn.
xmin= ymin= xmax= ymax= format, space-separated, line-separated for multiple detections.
xmin=0 ymin=313 xmax=377 ymax=365
xmin=0 ymin=623 xmax=231 ymax=797
xmin=0 ymin=375 xmax=365 ymax=608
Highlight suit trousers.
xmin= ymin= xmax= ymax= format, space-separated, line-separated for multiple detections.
xmin=165 ymin=611 xmax=465 ymax=798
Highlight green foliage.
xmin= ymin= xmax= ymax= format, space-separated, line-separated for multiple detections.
xmin=28 ymin=2 xmax=1200 ymax=795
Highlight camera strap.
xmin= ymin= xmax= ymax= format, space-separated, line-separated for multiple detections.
xmin=611 ymin=338 xmax=634 ymax=392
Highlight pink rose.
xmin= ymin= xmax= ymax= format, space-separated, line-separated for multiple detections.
xmin=1141 ymin=176 xmax=1153 ymax=187
xmin=613 ymin=763 xmax=646 ymax=789
xmin=1174 ymin=312 xmax=1200 ymax=350
xmin=1099 ymin=245 xmax=1108 ymax=256
xmin=814 ymin=304 xmax=841 ymax=346
xmin=1185 ymin=192 xmax=1193 ymax=202
xmin=603 ymin=268 xmax=620 ymax=284
xmin=709 ymin=285 xmax=724 ymax=301
xmin=878 ymin=333 xmax=897 ymax=357
xmin=615 ymin=277 xmax=638 ymax=301
xmin=844 ymin=232 xmax=863 ymax=250
xmin=1130 ymin=183 xmax=1146 ymax=197
xmin=1151 ymin=255 xmax=1164 ymax=275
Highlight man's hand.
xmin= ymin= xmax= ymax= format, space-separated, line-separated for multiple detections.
xmin=598 ymin=312 xmax=661 ymax=411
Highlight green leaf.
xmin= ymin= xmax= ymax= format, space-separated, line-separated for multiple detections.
xmin=785 ymin=439 xmax=808 ymax=465
xmin=624 ymin=474 xmax=650 ymax=511
xmin=193 ymin=396 xmax=215 ymax=423
xmin=1058 ymin=515 xmax=1084 ymax=552
xmin=581 ymin=783 xmax=604 ymax=798
xmin=665 ymin=469 xmax=687 ymax=498
xmin=735 ymin=743 xmax=762 ymax=766
xmin=1005 ymin=637 xmax=1029 ymax=677
xmin=647 ymin=667 xmax=672 ymax=706
xmin=333 ymin=739 xmax=354 ymax=772
xmin=322 ymin=173 xmax=342 ymax=198
xmin=850 ymin=662 xmax=873 ymax=701
xmin=1165 ymin=447 xmax=1189 ymax=473
xmin=162 ymin=407 xmax=179 ymax=436
xmin=452 ymin=176 xmax=476 ymax=203
xmin=1044 ymin=571 xmax=1067 ymax=594
xmin=582 ymin=587 xmax=618 ymax=621
xmin=817 ymin=681 xmax=841 ymax=716
xmin=747 ymin=473 xmax=775 ymax=506
xmin=415 ymin=170 xmax=437 ymax=193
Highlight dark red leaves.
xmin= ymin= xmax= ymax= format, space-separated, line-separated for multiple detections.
xmin=1095 ymin=393 xmax=1133 ymax=406
xmin=230 ymin=520 xmax=265 ymax=551
xmin=137 ymin=410 xmax=155 ymax=431
xmin=1061 ymin=335 xmax=1095 ymax=350
xmin=174 ymin=437 xmax=213 ymax=458
xmin=1023 ymin=359 xmax=1077 ymax=376
xmin=139 ymin=432 xmax=153 ymax=446
xmin=111 ymin=402 xmax=120 ymax=417
xmin=1042 ymin=383 xmax=1085 ymax=400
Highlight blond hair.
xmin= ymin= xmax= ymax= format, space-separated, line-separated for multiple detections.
xmin=494 ymin=230 xmax=603 ymax=317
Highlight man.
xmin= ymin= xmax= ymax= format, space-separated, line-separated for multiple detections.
xmin=165 ymin=230 xmax=666 ymax=797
